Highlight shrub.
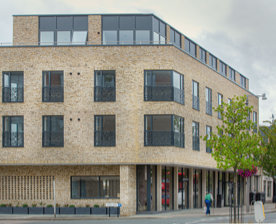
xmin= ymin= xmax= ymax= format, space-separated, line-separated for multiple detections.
xmin=22 ymin=204 xmax=28 ymax=208
xmin=69 ymin=205 xmax=75 ymax=208
xmin=85 ymin=204 xmax=90 ymax=208
xmin=0 ymin=204 xmax=6 ymax=207
xmin=46 ymin=204 xmax=53 ymax=208
xmin=32 ymin=204 xmax=37 ymax=207
xmin=93 ymin=204 xmax=99 ymax=208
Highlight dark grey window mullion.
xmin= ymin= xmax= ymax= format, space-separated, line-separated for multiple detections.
xmin=171 ymin=115 xmax=174 ymax=146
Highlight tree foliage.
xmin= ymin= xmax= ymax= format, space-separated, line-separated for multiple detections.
xmin=260 ymin=120 xmax=276 ymax=180
xmin=204 ymin=95 xmax=262 ymax=171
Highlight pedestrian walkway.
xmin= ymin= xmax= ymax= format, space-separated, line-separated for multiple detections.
xmin=0 ymin=203 xmax=274 ymax=221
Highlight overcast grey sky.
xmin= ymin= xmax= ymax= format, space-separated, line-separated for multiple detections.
xmin=0 ymin=0 xmax=275 ymax=125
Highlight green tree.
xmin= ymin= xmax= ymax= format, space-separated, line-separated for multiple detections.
xmin=203 ymin=95 xmax=262 ymax=222
xmin=260 ymin=119 xmax=276 ymax=200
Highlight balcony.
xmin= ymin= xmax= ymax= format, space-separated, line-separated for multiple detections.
xmin=144 ymin=86 xmax=184 ymax=104
xmin=192 ymin=95 xmax=200 ymax=110
xmin=3 ymin=131 xmax=24 ymax=147
xmin=94 ymin=131 xmax=115 ymax=146
xmin=42 ymin=86 xmax=64 ymax=102
xmin=94 ymin=86 xmax=115 ymax=102
xmin=42 ymin=131 xmax=64 ymax=147
xmin=144 ymin=131 xmax=184 ymax=147
xmin=2 ymin=87 xmax=24 ymax=102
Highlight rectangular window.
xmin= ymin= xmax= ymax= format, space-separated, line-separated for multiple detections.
xmin=218 ymin=93 xmax=223 ymax=119
xmin=42 ymin=115 xmax=64 ymax=147
xmin=192 ymin=81 xmax=199 ymax=110
xmin=103 ymin=30 xmax=118 ymax=44
xmin=39 ymin=16 xmax=88 ymax=45
xmin=119 ymin=30 xmax=134 ymax=45
xmin=94 ymin=115 xmax=115 ymax=146
xmin=205 ymin=87 xmax=212 ymax=115
xmin=267 ymin=181 xmax=272 ymax=197
xmin=240 ymin=75 xmax=246 ymax=88
xmin=94 ymin=71 xmax=115 ymax=102
xmin=192 ymin=121 xmax=200 ymax=151
xmin=200 ymin=48 xmax=206 ymax=63
xmin=219 ymin=61 xmax=226 ymax=76
xmin=153 ymin=17 xmax=166 ymax=44
xmin=229 ymin=67 xmax=236 ymax=81
xmin=144 ymin=70 xmax=184 ymax=104
xmin=184 ymin=38 xmax=197 ymax=57
xmin=253 ymin=111 xmax=257 ymax=133
xmin=135 ymin=30 xmax=150 ymax=44
xmin=206 ymin=126 xmax=212 ymax=153
xmin=42 ymin=71 xmax=64 ymax=102
xmin=2 ymin=71 xmax=24 ymax=102
xmin=170 ymin=28 xmax=181 ymax=48
xmin=3 ymin=116 xmax=24 ymax=147
xmin=71 ymin=176 xmax=120 ymax=199
xmin=209 ymin=54 xmax=217 ymax=70
xmin=144 ymin=115 xmax=184 ymax=147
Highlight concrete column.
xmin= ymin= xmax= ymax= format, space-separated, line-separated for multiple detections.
xmin=215 ymin=171 xmax=218 ymax=208
xmin=156 ymin=165 xmax=162 ymax=211
xmin=174 ymin=166 xmax=178 ymax=210
xmin=152 ymin=166 xmax=156 ymax=211
xmin=189 ymin=168 xmax=194 ymax=209
xmin=120 ymin=165 xmax=136 ymax=216
xmin=202 ymin=169 xmax=207 ymax=207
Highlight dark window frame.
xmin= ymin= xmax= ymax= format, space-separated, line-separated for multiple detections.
xmin=70 ymin=175 xmax=120 ymax=199
xmin=192 ymin=80 xmax=200 ymax=111
xmin=240 ymin=75 xmax=246 ymax=88
xmin=144 ymin=70 xmax=184 ymax=105
xmin=144 ymin=114 xmax=185 ymax=148
xmin=42 ymin=115 xmax=64 ymax=147
xmin=192 ymin=121 xmax=200 ymax=151
xmin=2 ymin=71 xmax=24 ymax=103
xmin=42 ymin=71 xmax=64 ymax=102
xmin=170 ymin=27 xmax=181 ymax=48
xmin=94 ymin=115 xmax=116 ymax=147
xmin=229 ymin=67 xmax=236 ymax=81
xmin=94 ymin=70 xmax=116 ymax=102
xmin=39 ymin=15 xmax=88 ymax=45
xmin=219 ymin=61 xmax=227 ymax=76
xmin=206 ymin=125 xmax=212 ymax=153
xmin=218 ymin=93 xmax=223 ymax=119
xmin=199 ymin=48 xmax=206 ymax=64
xmin=184 ymin=37 xmax=197 ymax=57
xmin=205 ymin=87 xmax=212 ymax=116
xmin=2 ymin=116 xmax=24 ymax=147
xmin=209 ymin=54 xmax=217 ymax=71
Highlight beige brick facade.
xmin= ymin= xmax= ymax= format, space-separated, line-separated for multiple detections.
xmin=0 ymin=14 xmax=260 ymax=216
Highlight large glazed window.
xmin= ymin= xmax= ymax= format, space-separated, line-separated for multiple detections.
xmin=94 ymin=71 xmax=115 ymax=102
xmin=200 ymin=48 xmax=206 ymax=64
xmin=102 ymin=15 xmax=165 ymax=45
xmin=219 ymin=61 xmax=227 ymax=76
xmin=94 ymin=115 xmax=115 ymax=146
xmin=144 ymin=115 xmax=184 ymax=147
xmin=184 ymin=38 xmax=196 ymax=57
xmin=229 ymin=67 xmax=236 ymax=81
xmin=3 ymin=116 xmax=24 ymax=147
xmin=170 ymin=28 xmax=181 ymax=48
xmin=218 ymin=93 xmax=223 ymax=119
xmin=42 ymin=71 xmax=64 ymax=102
xmin=39 ymin=16 xmax=88 ymax=45
xmin=2 ymin=71 xmax=24 ymax=102
xmin=209 ymin=54 xmax=217 ymax=71
xmin=71 ymin=176 xmax=120 ymax=199
xmin=144 ymin=70 xmax=184 ymax=104
xmin=240 ymin=75 xmax=246 ymax=88
xmin=42 ymin=115 xmax=64 ymax=147
xmin=206 ymin=126 xmax=212 ymax=153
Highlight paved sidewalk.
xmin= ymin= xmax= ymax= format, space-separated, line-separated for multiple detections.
xmin=0 ymin=203 xmax=274 ymax=221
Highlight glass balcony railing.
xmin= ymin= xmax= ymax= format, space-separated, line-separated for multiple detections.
xmin=94 ymin=87 xmax=115 ymax=102
xmin=2 ymin=87 xmax=24 ymax=102
xmin=42 ymin=131 xmax=64 ymax=147
xmin=42 ymin=86 xmax=64 ymax=102
xmin=144 ymin=131 xmax=184 ymax=147
xmin=94 ymin=131 xmax=115 ymax=146
xmin=3 ymin=131 xmax=24 ymax=147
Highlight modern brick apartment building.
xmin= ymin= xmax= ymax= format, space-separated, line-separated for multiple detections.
xmin=0 ymin=14 xmax=272 ymax=216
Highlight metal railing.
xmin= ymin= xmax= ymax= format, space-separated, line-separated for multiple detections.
xmin=94 ymin=87 xmax=115 ymax=102
xmin=3 ymin=131 xmax=24 ymax=147
xmin=192 ymin=95 xmax=200 ymax=110
xmin=42 ymin=86 xmax=64 ymax=102
xmin=42 ymin=131 xmax=64 ymax=147
xmin=144 ymin=86 xmax=184 ymax=104
xmin=94 ymin=131 xmax=115 ymax=146
xmin=144 ymin=131 xmax=184 ymax=147
xmin=2 ymin=87 xmax=24 ymax=102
